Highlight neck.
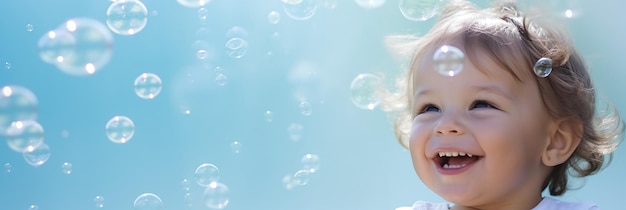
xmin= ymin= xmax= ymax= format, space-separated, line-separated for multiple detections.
xmin=449 ymin=196 xmax=543 ymax=210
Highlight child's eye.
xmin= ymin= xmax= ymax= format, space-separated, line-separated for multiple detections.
xmin=471 ymin=100 xmax=497 ymax=109
xmin=419 ymin=104 xmax=440 ymax=114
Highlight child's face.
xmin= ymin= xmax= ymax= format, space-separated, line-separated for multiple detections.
xmin=409 ymin=47 xmax=554 ymax=207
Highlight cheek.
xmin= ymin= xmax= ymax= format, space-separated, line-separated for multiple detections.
xmin=408 ymin=122 xmax=431 ymax=168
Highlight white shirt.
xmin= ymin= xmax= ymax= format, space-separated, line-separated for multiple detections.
xmin=396 ymin=197 xmax=598 ymax=210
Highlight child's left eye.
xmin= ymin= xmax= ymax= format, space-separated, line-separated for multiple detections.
xmin=471 ymin=100 xmax=497 ymax=109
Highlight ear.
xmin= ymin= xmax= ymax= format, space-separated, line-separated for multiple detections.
xmin=541 ymin=118 xmax=583 ymax=166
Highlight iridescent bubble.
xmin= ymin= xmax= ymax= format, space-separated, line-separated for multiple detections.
xmin=298 ymin=101 xmax=312 ymax=116
xmin=106 ymin=0 xmax=148 ymax=36
xmin=433 ymin=45 xmax=464 ymax=77
xmin=533 ymin=57 xmax=553 ymax=77
xmin=293 ymin=169 xmax=310 ymax=185
xmin=5 ymin=120 xmax=44 ymax=153
xmin=0 ymin=85 xmax=39 ymax=136
xmin=230 ymin=141 xmax=242 ymax=154
xmin=22 ymin=143 xmax=50 ymax=167
xmin=202 ymin=182 xmax=230 ymax=209
xmin=287 ymin=123 xmax=303 ymax=142
xmin=49 ymin=18 xmax=114 ymax=76
xmin=268 ymin=11 xmax=281 ymax=24
xmin=105 ymin=115 xmax=135 ymax=144
xmin=28 ymin=205 xmax=39 ymax=210
xmin=94 ymin=195 xmax=105 ymax=208
xmin=282 ymin=0 xmax=303 ymax=4
xmin=37 ymin=28 xmax=76 ymax=65
xmin=26 ymin=24 xmax=34 ymax=32
xmin=350 ymin=73 xmax=384 ymax=110
xmin=177 ymin=0 xmax=210 ymax=8
xmin=61 ymin=162 xmax=72 ymax=174
xmin=195 ymin=163 xmax=220 ymax=187
xmin=198 ymin=8 xmax=209 ymax=22
xmin=264 ymin=110 xmax=273 ymax=123
xmin=354 ymin=0 xmax=385 ymax=9
xmin=283 ymin=0 xmax=317 ymax=21
xmin=133 ymin=193 xmax=164 ymax=210
xmin=4 ymin=163 xmax=11 ymax=173
xmin=301 ymin=153 xmax=320 ymax=173
xmin=134 ymin=73 xmax=162 ymax=99
xmin=399 ymin=0 xmax=442 ymax=22
xmin=215 ymin=73 xmax=228 ymax=86
xmin=225 ymin=37 xmax=248 ymax=59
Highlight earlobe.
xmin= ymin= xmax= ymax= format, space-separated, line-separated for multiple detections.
xmin=541 ymin=118 xmax=583 ymax=166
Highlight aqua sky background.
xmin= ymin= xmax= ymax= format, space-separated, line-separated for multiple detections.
xmin=0 ymin=0 xmax=625 ymax=209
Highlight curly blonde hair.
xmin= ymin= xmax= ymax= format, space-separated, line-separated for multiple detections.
xmin=383 ymin=0 xmax=624 ymax=196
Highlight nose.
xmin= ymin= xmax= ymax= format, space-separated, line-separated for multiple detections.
xmin=434 ymin=113 xmax=465 ymax=136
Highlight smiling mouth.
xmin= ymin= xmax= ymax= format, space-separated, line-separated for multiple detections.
xmin=434 ymin=152 xmax=482 ymax=169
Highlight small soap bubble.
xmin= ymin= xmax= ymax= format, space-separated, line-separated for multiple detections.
xmin=225 ymin=37 xmax=248 ymax=59
xmin=4 ymin=163 xmax=11 ymax=173
xmin=287 ymin=123 xmax=304 ymax=142
xmin=230 ymin=141 xmax=242 ymax=154
xmin=283 ymin=0 xmax=317 ymax=21
xmin=23 ymin=143 xmax=51 ymax=167
xmin=264 ymin=110 xmax=274 ymax=123
xmin=28 ymin=204 xmax=39 ymax=210
xmin=225 ymin=26 xmax=248 ymax=39
xmin=196 ymin=49 xmax=209 ymax=60
xmin=5 ymin=120 xmax=45 ymax=153
xmin=184 ymin=192 xmax=193 ymax=207
xmin=299 ymin=101 xmax=312 ymax=116
xmin=268 ymin=11 xmax=281 ymax=24
xmin=399 ymin=0 xmax=441 ymax=22
xmin=0 ymin=85 xmax=39 ymax=136
xmin=133 ymin=193 xmax=164 ymax=210
xmin=61 ymin=162 xmax=72 ymax=174
xmin=433 ymin=45 xmax=464 ymax=77
xmin=105 ymin=115 xmax=135 ymax=144
xmin=282 ymin=174 xmax=296 ymax=190
xmin=182 ymin=178 xmax=191 ymax=191
xmin=202 ymin=182 xmax=230 ymax=209
xmin=293 ymin=169 xmax=310 ymax=185
xmin=134 ymin=73 xmax=162 ymax=99
xmin=177 ymin=0 xmax=210 ymax=8
xmin=26 ymin=24 xmax=34 ymax=32
xmin=192 ymin=40 xmax=211 ymax=60
xmin=198 ymin=8 xmax=209 ymax=22
xmin=354 ymin=0 xmax=385 ymax=9
xmin=106 ymin=0 xmax=148 ymax=36
xmin=282 ymin=0 xmax=303 ymax=4
xmin=195 ymin=163 xmax=220 ymax=187
xmin=301 ymin=153 xmax=320 ymax=173
xmin=533 ymin=57 xmax=552 ymax=77
xmin=5 ymin=61 xmax=11 ymax=69
xmin=215 ymin=73 xmax=228 ymax=86
xmin=350 ymin=73 xmax=384 ymax=110
xmin=94 ymin=195 xmax=105 ymax=208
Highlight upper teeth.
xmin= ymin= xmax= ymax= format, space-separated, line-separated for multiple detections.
xmin=438 ymin=151 xmax=473 ymax=157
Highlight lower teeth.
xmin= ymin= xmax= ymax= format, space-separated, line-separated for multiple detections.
xmin=443 ymin=163 xmax=466 ymax=169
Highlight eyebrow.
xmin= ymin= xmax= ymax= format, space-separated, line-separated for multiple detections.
xmin=414 ymin=85 xmax=515 ymax=101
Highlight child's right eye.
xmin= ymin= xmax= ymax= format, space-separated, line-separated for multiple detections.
xmin=419 ymin=104 xmax=440 ymax=114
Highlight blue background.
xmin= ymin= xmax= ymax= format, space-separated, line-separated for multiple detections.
xmin=0 ymin=0 xmax=624 ymax=209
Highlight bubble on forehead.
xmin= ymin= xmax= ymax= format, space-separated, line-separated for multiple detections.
xmin=432 ymin=45 xmax=465 ymax=77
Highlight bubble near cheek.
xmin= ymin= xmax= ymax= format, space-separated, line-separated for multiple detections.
xmin=533 ymin=57 xmax=552 ymax=77
xmin=433 ymin=45 xmax=464 ymax=77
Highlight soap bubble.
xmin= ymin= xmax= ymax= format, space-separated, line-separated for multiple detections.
xmin=264 ymin=110 xmax=274 ymax=123
xmin=225 ymin=37 xmax=248 ymax=59
xmin=51 ymin=18 xmax=113 ymax=76
xmin=105 ymin=115 xmax=135 ymax=144
xmin=301 ymin=153 xmax=320 ymax=173
xmin=287 ymin=123 xmax=304 ymax=142
xmin=433 ymin=45 xmax=464 ymax=77
xmin=5 ymin=120 xmax=44 ymax=153
xmin=4 ymin=163 xmax=11 ymax=173
xmin=133 ymin=193 xmax=164 ymax=210
xmin=230 ymin=141 xmax=242 ymax=154
xmin=202 ymin=182 xmax=230 ymax=209
xmin=22 ymin=143 xmax=51 ymax=167
xmin=177 ymin=0 xmax=210 ymax=8
xmin=28 ymin=205 xmax=39 ymax=210
xmin=268 ymin=11 xmax=281 ymax=24
xmin=225 ymin=26 xmax=248 ymax=39
xmin=282 ymin=0 xmax=303 ymax=4
xmin=293 ymin=169 xmax=310 ymax=185
xmin=399 ymin=0 xmax=442 ymax=22
xmin=0 ymin=85 xmax=39 ymax=136
xmin=94 ymin=195 xmax=105 ymax=208
xmin=350 ymin=73 xmax=384 ymax=110
xmin=533 ymin=57 xmax=553 ymax=77
xmin=355 ymin=0 xmax=385 ymax=9
xmin=283 ymin=0 xmax=317 ymax=21
xmin=106 ymin=0 xmax=148 ymax=35
xmin=215 ymin=73 xmax=228 ymax=86
xmin=299 ymin=101 xmax=312 ymax=116
xmin=61 ymin=162 xmax=73 ymax=174
xmin=26 ymin=24 xmax=34 ymax=32
xmin=134 ymin=73 xmax=162 ymax=99
xmin=195 ymin=163 xmax=220 ymax=187
xmin=198 ymin=8 xmax=209 ymax=22
xmin=37 ymin=28 xmax=76 ymax=65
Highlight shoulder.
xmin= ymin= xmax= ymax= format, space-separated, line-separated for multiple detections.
xmin=532 ymin=197 xmax=598 ymax=210
xmin=396 ymin=201 xmax=450 ymax=210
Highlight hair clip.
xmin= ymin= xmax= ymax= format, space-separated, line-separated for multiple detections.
xmin=533 ymin=57 xmax=552 ymax=77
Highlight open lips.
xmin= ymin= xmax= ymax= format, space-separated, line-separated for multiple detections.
xmin=434 ymin=151 xmax=481 ymax=169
